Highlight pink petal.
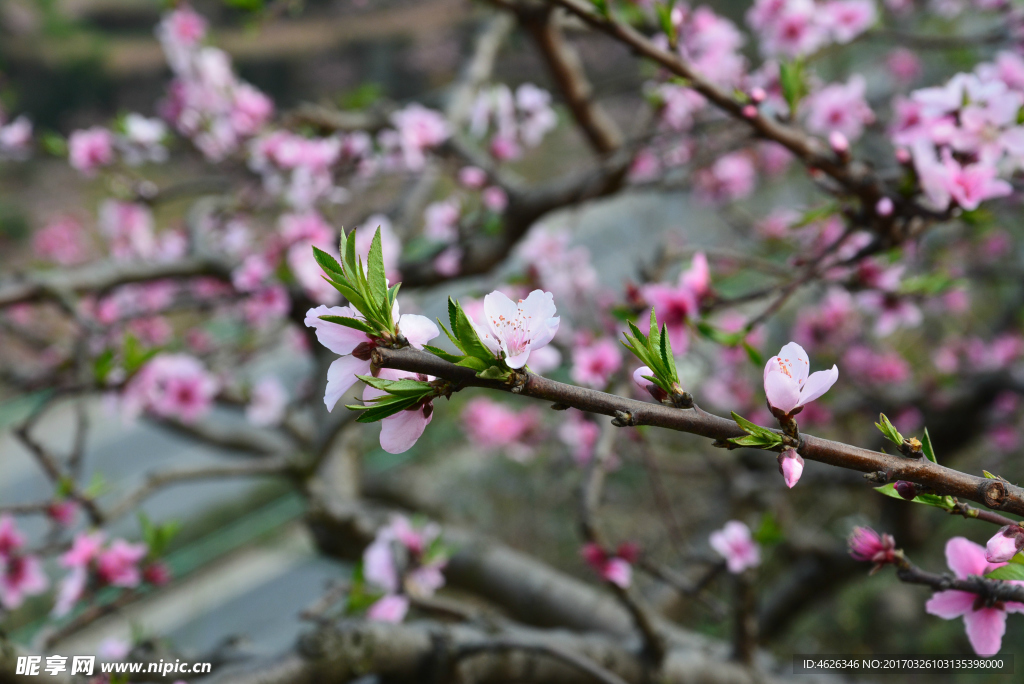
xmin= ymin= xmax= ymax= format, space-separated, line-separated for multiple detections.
xmin=483 ymin=291 xmax=518 ymax=340
xmin=778 ymin=341 xmax=810 ymax=383
xmin=764 ymin=368 xmax=801 ymax=414
xmin=519 ymin=290 xmax=558 ymax=338
xmin=779 ymin=450 xmax=804 ymax=488
xmin=603 ymin=558 xmax=632 ymax=588
xmin=946 ymin=537 xmax=993 ymax=579
xmin=304 ymin=305 xmax=367 ymax=355
xmin=964 ymin=608 xmax=1007 ymax=656
xmin=366 ymin=594 xmax=409 ymax=623
xmin=325 ymin=356 xmax=370 ymax=411
xmin=503 ymin=346 xmax=531 ymax=370
xmin=379 ymin=406 xmax=432 ymax=454
xmin=397 ymin=314 xmax=439 ymax=349
xmin=797 ymin=365 xmax=839 ymax=407
xmin=925 ymin=590 xmax=975 ymax=619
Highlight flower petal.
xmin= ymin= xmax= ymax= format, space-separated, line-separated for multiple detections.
xmin=305 ymin=305 xmax=367 ymax=355
xmin=482 ymin=290 xmax=518 ymax=340
xmin=964 ymin=607 xmax=1007 ymax=656
xmin=797 ymin=365 xmax=839 ymax=408
xmin=764 ymin=367 xmax=801 ymax=414
xmin=778 ymin=341 xmax=810 ymax=383
xmin=925 ymin=590 xmax=975 ymax=619
xmin=946 ymin=536 xmax=993 ymax=579
xmin=325 ymin=356 xmax=370 ymax=411
xmin=379 ymin=406 xmax=432 ymax=454
xmin=398 ymin=314 xmax=439 ymax=349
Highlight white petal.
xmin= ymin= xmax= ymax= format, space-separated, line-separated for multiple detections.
xmin=325 ymin=356 xmax=370 ymax=411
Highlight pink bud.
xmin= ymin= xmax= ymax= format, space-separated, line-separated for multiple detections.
xmin=602 ymin=558 xmax=632 ymax=588
xmin=742 ymin=105 xmax=758 ymax=119
xmin=876 ymin=197 xmax=894 ymax=216
xmin=632 ymin=366 xmax=654 ymax=391
xmin=848 ymin=526 xmax=897 ymax=570
xmin=893 ymin=480 xmax=917 ymax=500
xmin=829 ymin=131 xmax=849 ymax=155
xmin=458 ymin=166 xmax=487 ymax=189
xmin=777 ymin=448 xmax=804 ymax=488
xmin=895 ymin=147 xmax=911 ymax=164
xmin=750 ymin=87 xmax=766 ymax=104
xmin=985 ymin=525 xmax=1024 ymax=563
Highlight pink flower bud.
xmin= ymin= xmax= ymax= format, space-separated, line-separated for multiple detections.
xmin=777 ymin=448 xmax=804 ymax=488
xmin=985 ymin=525 xmax=1024 ymax=563
xmin=750 ymin=87 xmax=766 ymax=104
xmin=742 ymin=104 xmax=758 ymax=119
xmin=829 ymin=131 xmax=849 ymax=155
xmin=893 ymin=480 xmax=917 ymax=500
xmin=458 ymin=166 xmax=487 ymax=189
xmin=876 ymin=197 xmax=894 ymax=216
xmin=848 ymin=526 xmax=897 ymax=571
xmin=895 ymin=147 xmax=911 ymax=164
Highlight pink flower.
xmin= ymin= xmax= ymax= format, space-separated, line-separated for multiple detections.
xmin=777 ymin=448 xmax=804 ymax=488
xmin=763 ymin=342 xmax=838 ymax=416
xmin=0 ymin=115 xmax=32 ymax=160
xmin=33 ymin=216 xmax=89 ymax=265
xmin=423 ymin=199 xmax=461 ymax=242
xmin=913 ymin=142 xmax=1012 ymax=211
xmin=96 ymin=539 xmax=148 ymax=588
xmin=709 ymin=521 xmax=761 ymax=574
xmin=985 ymin=526 xmax=1024 ymax=563
xmin=52 ymin=567 xmax=88 ymax=617
xmin=100 ymin=201 xmax=157 ymax=261
xmin=0 ymin=515 xmax=26 ymax=557
xmin=122 ymin=354 xmax=220 ymax=424
xmin=367 ymin=594 xmax=410 ymax=622
xmin=362 ymin=368 xmax=435 ymax=454
xmin=571 ymin=336 xmax=622 ymax=389
xmin=886 ymin=48 xmax=922 ymax=85
xmin=461 ymin=397 xmax=542 ymax=458
xmin=246 ymin=377 xmax=288 ymax=427
xmin=458 ymin=166 xmax=487 ymax=188
xmin=389 ymin=104 xmax=449 ymax=170
xmin=305 ymin=302 xmax=438 ymax=411
xmin=68 ymin=127 xmax=115 ymax=174
xmin=694 ymin=152 xmax=757 ymax=204
xmin=805 ymin=75 xmax=874 ymax=141
xmin=847 ymin=526 xmax=897 ymax=572
xmin=482 ymin=186 xmax=508 ymax=213
xmin=581 ymin=543 xmax=636 ymax=588
xmin=557 ymin=410 xmax=602 ymax=465
xmin=475 ymin=290 xmax=560 ymax=370
xmin=0 ymin=554 xmax=49 ymax=610
xmin=821 ymin=0 xmax=875 ymax=42
xmin=925 ymin=537 xmax=1024 ymax=656
xmin=62 ymin=532 xmax=106 ymax=569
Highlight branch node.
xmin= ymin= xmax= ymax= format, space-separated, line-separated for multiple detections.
xmin=611 ymin=410 xmax=637 ymax=427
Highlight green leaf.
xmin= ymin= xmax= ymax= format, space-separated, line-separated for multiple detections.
xmin=319 ymin=315 xmax=374 ymax=334
xmin=453 ymin=301 xmax=495 ymax=362
xmin=729 ymin=434 xmax=783 ymax=448
xmin=456 ymin=356 xmax=490 ymax=371
xmin=743 ymin=341 xmax=763 ymax=366
xmin=365 ymin=228 xmax=389 ymax=314
xmin=986 ymin=563 xmax=1024 ymax=581
xmin=448 ymin=297 xmax=459 ymax=334
xmin=477 ymin=366 xmax=512 ymax=381
xmin=348 ymin=394 xmax=420 ymax=423
xmin=779 ymin=59 xmax=806 ymax=114
xmin=437 ymin=319 xmax=466 ymax=355
xmin=93 ymin=349 xmax=116 ymax=383
xmin=732 ymin=412 xmax=779 ymax=440
xmin=424 ymin=345 xmax=464 ymax=363
xmin=873 ymin=483 xmax=955 ymax=510
xmin=921 ymin=427 xmax=937 ymax=464
xmin=983 ymin=470 xmax=1006 ymax=480
xmin=312 ymin=246 xmax=344 ymax=279
xmin=753 ymin=512 xmax=785 ymax=546
xmin=875 ymin=413 xmax=904 ymax=446
xmin=1009 ymin=552 xmax=1024 ymax=566
xmin=356 ymin=375 xmax=433 ymax=398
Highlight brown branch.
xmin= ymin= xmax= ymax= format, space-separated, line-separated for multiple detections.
xmin=895 ymin=557 xmax=1024 ymax=604
xmin=0 ymin=255 xmax=233 ymax=308
xmin=520 ymin=5 xmax=624 ymax=154
xmin=455 ymin=638 xmax=632 ymax=684
xmin=372 ymin=346 xmax=1024 ymax=517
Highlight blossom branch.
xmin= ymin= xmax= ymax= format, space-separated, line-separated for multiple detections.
xmin=372 ymin=347 xmax=1024 ymax=517
xmin=894 ymin=557 xmax=1024 ymax=604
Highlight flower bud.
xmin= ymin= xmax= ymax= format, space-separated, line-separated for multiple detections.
xmin=985 ymin=525 xmax=1024 ymax=563
xmin=829 ymin=131 xmax=849 ymax=156
xmin=750 ymin=87 xmax=766 ymax=104
xmin=894 ymin=480 xmax=918 ymax=500
xmin=848 ymin=526 xmax=897 ymax=573
xmin=742 ymin=104 xmax=758 ymax=119
xmin=777 ymin=448 xmax=805 ymax=488
xmin=895 ymin=147 xmax=911 ymax=164
xmin=876 ymin=197 xmax=894 ymax=216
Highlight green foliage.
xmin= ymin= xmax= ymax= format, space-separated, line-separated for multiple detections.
xmin=346 ymin=375 xmax=435 ymax=423
xmin=875 ymin=413 xmax=903 ymax=446
xmin=779 ymin=60 xmax=807 ymax=114
xmin=729 ymin=412 xmax=784 ymax=449
xmin=873 ymin=483 xmax=955 ymax=511
xmin=621 ymin=308 xmax=681 ymax=396
xmin=921 ymin=428 xmax=937 ymax=464
xmin=339 ymin=83 xmax=384 ymax=111
xmin=313 ymin=227 xmax=396 ymax=337
xmin=754 ymin=512 xmax=785 ymax=546
xmin=428 ymin=298 xmax=509 ymax=379
xmin=985 ymin=563 xmax=1024 ymax=581
xmin=139 ymin=513 xmax=180 ymax=559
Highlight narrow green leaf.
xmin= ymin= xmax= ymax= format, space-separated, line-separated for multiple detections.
xmin=873 ymin=483 xmax=955 ymax=510
xmin=344 ymin=226 xmax=359 ymax=276
xmin=732 ymin=412 xmax=779 ymax=440
xmin=456 ymin=356 xmax=490 ymax=371
xmin=477 ymin=366 xmax=512 ymax=381
xmin=729 ymin=434 xmax=783 ymax=448
xmin=424 ymin=345 xmax=464 ymax=363
xmin=312 ymin=246 xmax=344 ymax=278
xmin=922 ymin=427 xmax=937 ymax=464
xmin=437 ymin=319 xmax=466 ymax=355
xmin=366 ymin=228 xmax=389 ymax=313
xmin=319 ymin=315 xmax=374 ymax=334
xmin=448 ymin=297 xmax=459 ymax=333
xmin=454 ymin=301 xmax=495 ymax=362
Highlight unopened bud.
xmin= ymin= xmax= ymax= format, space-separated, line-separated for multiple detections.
xmin=895 ymin=147 xmax=911 ymax=164
xmin=876 ymin=197 xmax=894 ymax=216
xmin=894 ymin=480 xmax=918 ymax=500
xmin=829 ymin=131 xmax=849 ymax=156
xmin=742 ymin=104 xmax=758 ymax=119
xmin=985 ymin=525 xmax=1024 ymax=563
xmin=777 ymin=448 xmax=805 ymax=488
xmin=750 ymin=87 xmax=766 ymax=104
